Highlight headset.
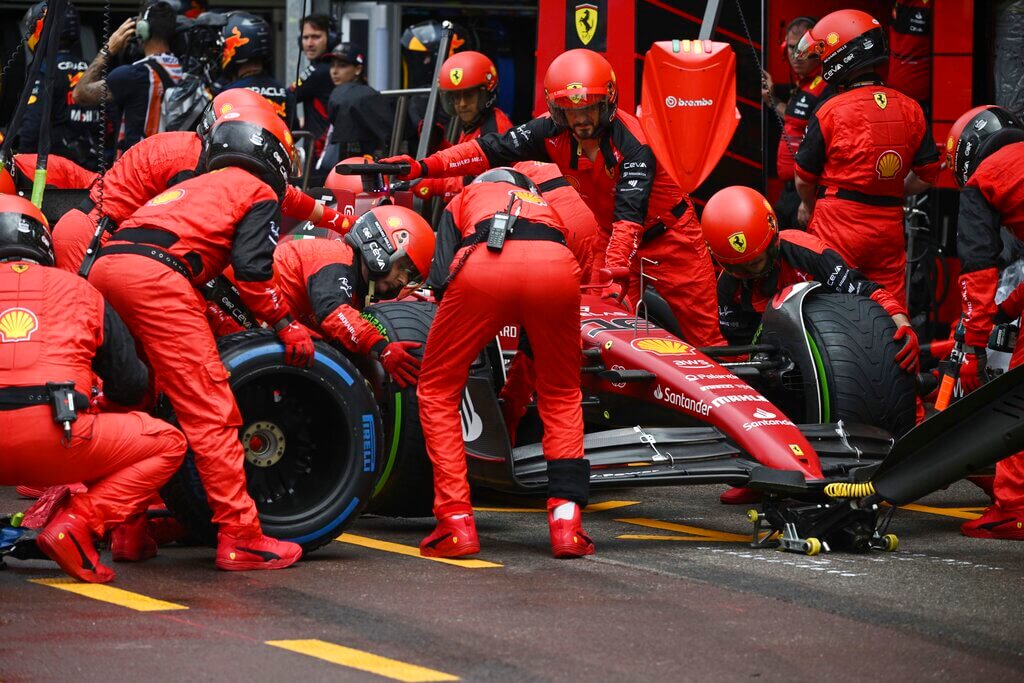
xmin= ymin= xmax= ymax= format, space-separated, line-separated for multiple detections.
xmin=136 ymin=3 xmax=154 ymax=42
xmin=298 ymin=14 xmax=339 ymax=52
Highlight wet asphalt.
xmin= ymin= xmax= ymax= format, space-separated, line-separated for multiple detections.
xmin=2 ymin=480 xmax=1022 ymax=682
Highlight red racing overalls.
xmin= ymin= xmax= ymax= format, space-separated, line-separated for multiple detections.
xmin=12 ymin=153 xmax=98 ymax=190
xmin=795 ymin=81 xmax=940 ymax=302
xmin=0 ymin=262 xmax=185 ymax=536
xmin=415 ymin=109 xmax=725 ymax=348
xmin=420 ymin=180 xmax=586 ymax=517
xmin=88 ymin=166 xmax=292 ymax=534
xmin=887 ymin=0 xmax=932 ymax=104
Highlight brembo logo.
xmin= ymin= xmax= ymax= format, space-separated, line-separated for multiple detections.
xmin=653 ymin=385 xmax=711 ymax=416
xmin=665 ymin=95 xmax=714 ymax=108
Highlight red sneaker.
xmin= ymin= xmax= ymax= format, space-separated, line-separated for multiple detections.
xmin=111 ymin=514 xmax=158 ymax=562
xmin=147 ymin=516 xmax=187 ymax=546
xmin=420 ymin=515 xmax=480 ymax=558
xmin=547 ymin=501 xmax=594 ymax=559
xmin=215 ymin=530 xmax=302 ymax=571
xmin=961 ymin=504 xmax=1024 ymax=540
xmin=36 ymin=511 xmax=115 ymax=583
xmin=719 ymin=486 xmax=763 ymax=505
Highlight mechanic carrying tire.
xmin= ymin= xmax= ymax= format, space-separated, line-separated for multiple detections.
xmin=381 ymin=48 xmax=726 ymax=349
xmin=704 ymin=185 xmax=919 ymax=504
xmin=0 ymin=195 xmax=187 ymax=583
xmin=88 ymin=106 xmax=313 ymax=572
xmin=793 ymin=9 xmax=942 ymax=302
xmin=418 ymin=167 xmax=593 ymax=559
xmin=945 ymin=106 xmax=1024 ymax=539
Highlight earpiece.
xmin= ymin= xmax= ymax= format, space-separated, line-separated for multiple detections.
xmin=136 ymin=5 xmax=152 ymax=42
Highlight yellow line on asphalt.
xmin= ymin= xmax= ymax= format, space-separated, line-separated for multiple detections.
xmin=29 ymin=577 xmax=188 ymax=611
xmin=336 ymin=533 xmax=502 ymax=568
xmin=899 ymin=503 xmax=983 ymax=520
xmin=615 ymin=517 xmax=750 ymax=542
xmin=473 ymin=500 xmax=640 ymax=514
xmin=616 ymin=534 xmax=734 ymax=542
xmin=267 ymin=639 xmax=459 ymax=682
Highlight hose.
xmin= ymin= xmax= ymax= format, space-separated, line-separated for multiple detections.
xmin=823 ymin=481 xmax=876 ymax=499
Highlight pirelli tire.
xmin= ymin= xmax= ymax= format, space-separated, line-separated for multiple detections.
xmin=360 ymin=301 xmax=437 ymax=517
xmin=802 ymin=292 xmax=917 ymax=438
xmin=160 ymin=329 xmax=383 ymax=553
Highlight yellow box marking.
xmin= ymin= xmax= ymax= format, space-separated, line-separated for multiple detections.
xmin=473 ymin=500 xmax=639 ymax=514
xmin=267 ymin=639 xmax=459 ymax=682
xmin=616 ymin=534 xmax=731 ymax=542
xmin=616 ymin=517 xmax=750 ymax=542
xmin=899 ymin=503 xmax=983 ymax=520
xmin=336 ymin=533 xmax=501 ymax=568
xmin=29 ymin=577 xmax=188 ymax=611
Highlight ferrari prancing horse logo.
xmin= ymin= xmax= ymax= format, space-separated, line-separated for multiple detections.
xmin=873 ymin=92 xmax=887 ymax=109
xmin=575 ymin=3 xmax=598 ymax=46
xmin=728 ymin=231 xmax=747 ymax=254
xmin=449 ymin=67 xmax=463 ymax=86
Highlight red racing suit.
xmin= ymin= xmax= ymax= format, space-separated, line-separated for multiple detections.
xmin=0 ymin=261 xmax=185 ymax=536
xmin=88 ymin=166 xmax=293 ymax=534
xmin=954 ymin=142 xmax=1024 ymax=508
xmin=414 ymin=109 xmax=725 ymax=347
xmin=420 ymin=180 xmax=586 ymax=517
xmin=717 ymin=230 xmax=906 ymax=344
xmin=412 ymin=107 xmax=514 ymax=203
xmin=12 ymin=153 xmax=99 ymax=190
xmin=795 ymin=81 xmax=941 ymax=301
xmin=51 ymin=131 xmax=337 ymax=273
xmin=887 ymin=0 xmax=932 ymax=103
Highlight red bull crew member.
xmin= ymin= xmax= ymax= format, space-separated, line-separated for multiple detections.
xmin=0 ymin=195 xmax=186 ymax=583
xmin=793 ymin=9 xmax=941 ymax=302
xmin=944 ymin=106 xmax=1024 ymax=540
xmin=418 ymin=168 xmax=594 ymax=560
xmin=219 ymin=12 xmax=293 ymax=126
xmin=89 ymin=108 xmax=311 ymax=571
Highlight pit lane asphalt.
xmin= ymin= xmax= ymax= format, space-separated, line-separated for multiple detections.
xmin=2 ymin=481 xmax=1023 ymax=682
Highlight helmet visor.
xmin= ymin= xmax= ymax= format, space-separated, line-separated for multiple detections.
xmin=796 ymin=30 xmax=823 ymax=61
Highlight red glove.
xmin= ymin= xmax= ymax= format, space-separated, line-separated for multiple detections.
xmin=959 ymin=350 xmax=988 ymax=394
xmin=379 ymin=341 xmax=421 ymax=388
xmin=316 ymin=205 xmax=347 ymax=232
xmin=893 ymin=324 xmax=919 ymax=374
xmin=378 ymin=155 xmax=425 ymax=181
xmin=277 ymin=320 xmax=315 ymax=368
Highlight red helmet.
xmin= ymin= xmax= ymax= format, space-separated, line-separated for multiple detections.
xmin=197 ymin=87 xmax=277 ymax=137
xmin=439 ymin=51 xmax=498 ymax=126
xmin=325 ymin=156 xmax=373 ymax=194
xmin=0 ymin=194 xmax=52 ymax=266
xmin=345 ymin=205 xmax=435 ymax=287
xmin=701 ymin=186 xmax=779 ymax=278
xmin=543 ymin=49 xmax=617 ymax=134
xmin=796 ymin=9 xmax=886 ymax=85
xmin=205 ymin=106 xmax=296 ymax=198
xmin=946 ymin=105 xmax=1024 ymax=187
xmin=0 ymin=165 xmax=15 ymax=195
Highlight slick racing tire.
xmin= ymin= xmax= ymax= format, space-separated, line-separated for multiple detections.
xmin=161 ymin=329 xmax=383 ymax=552
xmin=802 ymin=292 xmax=916 ymax=437
xmin=360 ymin=301 xmax=437 ymax=517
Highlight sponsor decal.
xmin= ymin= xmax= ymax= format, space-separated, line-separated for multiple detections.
xmin=11 ymin=264 xmax=29 ymax=273
xmin=361 ymin=414 xmax=376 ymax=471
xmin=665 ymin=96 xmax=714 ymax=108
xmin=610 ymin=364 xmax=626 ymax=388
xmin=876 ymin=150 xmax=903 ymax=179
xmin=222 ymin=27 xmax=251 ymax=68
xmin=460 ymin=388 xmax=484 ymax=442
xmin=623 ymin=161 xmax=647 ymax=169
xmin=699 ymin=383 xmax=744 ymax=392
xmin=500 ymin=325 xmax=518 ymax=338
xmin=710 ymin=394 xmax=769 ymax=408
xmin=582 ymin=315 xmax=662 ymax=338
xmin=789 ymin=444 xmax=804 ymax=456
xmin=672 ymin=359 xmax=714 ymax=369
xmin=449 ymin=67 xmax=463 ymax=86
xmin=0 ymin=307 xmax=38 ymax=343
xmin=510 ymin=190 xmax=546 ymax=205
xmin=743 ymin=418 xmax=795 ymax=431
xmin=873 ymin=92 xmax=888 ymax=110
xmin=752 ymin=407 xmax=776 ymax=419
xmin=826 ymin=32 xmax=839 ymax=45
xmin=148 ymin=189 xmax=185 ymax=206
xmin=631 ymin=338 xmax=694 ymax=356
xmin=653 ymin=385 xmax=711 ymax=416
xmin=728 ymin=231 xmax=747 ymax=254
xmin=575 ymin=3 xmax=598 ymax=45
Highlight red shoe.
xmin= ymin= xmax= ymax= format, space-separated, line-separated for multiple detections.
xmin=20 ymin=485 xmax=72 ymax=529
xmin=420 ymin=515 xmax=480 ymax=558
xmin=36 ymin=511 xmax=115 ymax=584
xmin=111 ymin=514 xmax=158 ymax=562
xmin=961 ymin=504 xmax=1024 ymax=540
xmin=147 ymin=516 xmax=187 ymax=546
xmin=719 ymin=486 xmax=763 ymax=505
xmin=547 ymin=500 xmax=594 ymax=559
xmin=215 ymin=530 xmax=302 ymax=571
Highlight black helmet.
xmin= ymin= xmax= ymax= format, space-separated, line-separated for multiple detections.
xmin=221 ymin=11 xmax=272 ymax=72
xmin=472 ymin=167 xmax=539 ymax=193
xmin=204 ymin=107 xmax=294 ymax=198
xmin=0 ymin=195 xmax=53 ymax=266
xmin=946 ymin=105 xmax=1024 ymax=187
xmin=22 ymin=1 xmax=80 ymax=52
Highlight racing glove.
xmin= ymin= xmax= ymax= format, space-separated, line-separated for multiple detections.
xmin=378 ymin=155 xmax=427 ymax=181
xmin=277 ymin=320 xmax=315 ymax=368
xmin=959 ymin=348 xmax=988 ymax=395
xmin=893 ymin=324 xmax=920 ymax=374
xmin=379 ymin=341 xmax=422 ymax=388
xmin=315 ymin=205 xmax=347 ymax=233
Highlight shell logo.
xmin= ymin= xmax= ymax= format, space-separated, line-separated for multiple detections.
xmin=449 ymin=67 xmax=463 ymax=86
xmin=876 ymin=150 xmax=903 ymax=179
xmin=826 ymin=32 xmax=839 ymax=46
xmin=386 ymin=215 xmax=403 ymax=228
xmin=0 ymin=307 xmax=39 ymax=343
xmin=511 ymin=190 xmax=546 ymax=205
xmin=148 ymin=189 xmax=185 ymax=206
xmin=631 ymin=337 xmax=694 ymax=356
